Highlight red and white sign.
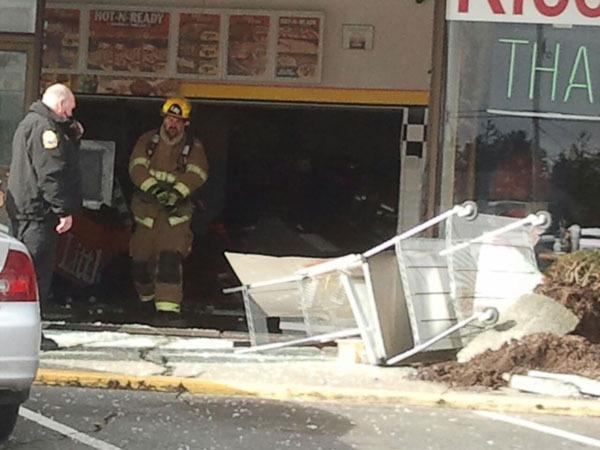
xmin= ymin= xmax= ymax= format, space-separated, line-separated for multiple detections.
xmin=447 ymin=0 xmax=600 ymax=26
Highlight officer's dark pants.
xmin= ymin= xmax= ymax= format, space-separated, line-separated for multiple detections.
xmin=10 ymin=219 xmax=58 ymax=304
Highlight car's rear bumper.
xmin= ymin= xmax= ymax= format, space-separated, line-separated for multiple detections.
xmin=0 ymin=388 xmax=30 ymax=405
xmin=0 ymin=303 xmax=40 ymax=392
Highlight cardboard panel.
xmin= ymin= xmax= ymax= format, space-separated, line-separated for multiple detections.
xmin=224 ymin=252 xmax=326 ymax=317
xmin=367 ymin=251 xmax=414 ymax=357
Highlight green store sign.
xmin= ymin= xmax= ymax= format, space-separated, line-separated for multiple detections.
xmin=490 ymin=24 xmax=600 ymax=118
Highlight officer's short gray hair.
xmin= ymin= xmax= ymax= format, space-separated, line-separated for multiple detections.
xmin=42 ymin=83 xmax=74 ymax=110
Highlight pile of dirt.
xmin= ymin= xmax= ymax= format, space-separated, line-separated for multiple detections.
xmin=535 ymin=250 xmax=600 ymax=343
xmin=419 ymin=251 xmax=600 ymax=389
xmin=419 ymin=333 xmax=600 ymax=389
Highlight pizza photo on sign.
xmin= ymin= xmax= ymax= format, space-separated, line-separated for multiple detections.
xmin=87 ymin=41 xmax=113 ymax=71
xmin=276 ymin=16 xmax=321 ymax=81
xmin=177 ymin=13 xmax=221 ymax=76
xmin=227 ymin=14 xmax=270 ymax=77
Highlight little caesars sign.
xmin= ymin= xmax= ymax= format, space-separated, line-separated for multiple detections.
xmin=447 ymin=0 xmax=600 ymax=26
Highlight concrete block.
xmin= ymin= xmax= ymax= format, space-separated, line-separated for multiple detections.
xmin=528 ymin=370 xmax=600 ymax=397
xmin=457 ymin=293 xmax=579 ymax=363
xmin=507 ymin=374 xmax=581 ymax=397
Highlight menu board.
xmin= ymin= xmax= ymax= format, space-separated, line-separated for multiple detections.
xmin=87 ymin=9 xmax=169 ymax=74
xmin=42 ymin=6 xmax=324 ymax=95
xmin=227 ymin=14 xmax=270 ymax=77
xmin=177 ymin=13 xmax=221 ymax=77
xmin=276 ymin=16 xmax=321 ymax=81
xmin=43 ymin=8 xmax=80 ymax=70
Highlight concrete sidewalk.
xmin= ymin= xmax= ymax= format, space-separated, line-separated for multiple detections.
xmin=36 ymin=327 xmax=600 ymax=417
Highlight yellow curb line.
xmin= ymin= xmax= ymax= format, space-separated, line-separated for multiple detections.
xmin=35 ymin=369 xmax=600 ymax=417
xmin=36 ymin=369 xmax=253 ymax=398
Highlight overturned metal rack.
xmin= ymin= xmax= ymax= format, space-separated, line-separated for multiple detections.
xmin=224 ymin=202 xmax=551 ymax=365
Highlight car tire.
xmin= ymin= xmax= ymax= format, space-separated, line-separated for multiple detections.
xmin=0 ymin=404 xmax=20 ymax=442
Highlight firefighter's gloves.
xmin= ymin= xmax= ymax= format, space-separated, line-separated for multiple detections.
xmin=146 ymin=184 xmax=184 ymax=207
xmin=146 ymin=183 xmax=171 ymax=205
xmin=156 ymin=190 xmax=173 ymax=205
xmin=145 ymin=180 xmax=186 ymax=207
xmin=164 ymin=189 xmax=185 ymax=207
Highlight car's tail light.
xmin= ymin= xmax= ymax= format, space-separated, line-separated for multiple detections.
xmin=0 ymin=250 xmax=38 ymax=302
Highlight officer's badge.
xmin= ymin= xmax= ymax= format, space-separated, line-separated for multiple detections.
xmin=42 ymin=130 xmax=59 ymax=150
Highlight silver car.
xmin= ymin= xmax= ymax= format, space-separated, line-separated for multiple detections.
xmin=0 ymin=233 xmax=40 ymax=441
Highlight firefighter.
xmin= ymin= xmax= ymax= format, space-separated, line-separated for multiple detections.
xmin=128 ymin=97 xmax=209 ymax=317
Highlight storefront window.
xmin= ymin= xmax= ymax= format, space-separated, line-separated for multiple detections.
xmin=0 ymin=51 xmax=27 ymax=166
xmin=441 ymin=21 xmax=600 ymax=228
xmin=0 ymin=0 xmax=37 ymax=34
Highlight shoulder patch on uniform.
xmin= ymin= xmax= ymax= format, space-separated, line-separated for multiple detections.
xmin=42 ymin=130 xmax=59 ymax=150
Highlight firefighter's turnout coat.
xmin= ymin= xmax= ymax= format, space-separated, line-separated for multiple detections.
xmin=129 ymin=127 xmax=209 ymax=312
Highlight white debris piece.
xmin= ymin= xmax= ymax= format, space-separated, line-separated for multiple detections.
xmin=506 ymin=373 xmax=581 ymax=397
xmin=527 ymin=370 xmax=600 ymax=397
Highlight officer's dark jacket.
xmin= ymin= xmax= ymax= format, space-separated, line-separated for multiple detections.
xmin=7 ymin=101 xmax=82 ymax=221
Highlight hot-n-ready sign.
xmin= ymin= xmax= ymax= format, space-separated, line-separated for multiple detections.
xmin=447 ymin=0 xmax=600 ymax=26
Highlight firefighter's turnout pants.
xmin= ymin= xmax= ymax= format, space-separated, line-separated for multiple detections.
xmin=129 ymin=193 xmax=194 ymax=313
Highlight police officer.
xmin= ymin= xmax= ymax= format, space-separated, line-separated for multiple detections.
xmin=7 ymin=83 xmax=83 ymax=350
xmin=129 ymin=97 xmax=209 ymax=318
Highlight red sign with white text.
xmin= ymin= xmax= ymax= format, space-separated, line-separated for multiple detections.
xmin=447 ymin=0 xmax=600 ymax=26
xmin=88 ymin=9 xmax=170 ymax=74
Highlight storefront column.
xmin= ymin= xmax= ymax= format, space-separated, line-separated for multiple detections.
xmin=423 ymin=0 xmax=447 ymax=223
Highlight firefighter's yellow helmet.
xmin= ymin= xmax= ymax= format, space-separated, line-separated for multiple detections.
xmin=161 ymin=97 xmax=191 ymax=120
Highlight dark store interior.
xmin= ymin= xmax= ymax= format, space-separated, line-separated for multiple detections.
xmin=46 ymin=97 xmax=403 ymax=330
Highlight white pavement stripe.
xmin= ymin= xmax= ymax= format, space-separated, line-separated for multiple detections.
xmin=20 ymin=407 xmax=123 ymax=450
xmin=476 ymin=411 xmax=600 ymax=448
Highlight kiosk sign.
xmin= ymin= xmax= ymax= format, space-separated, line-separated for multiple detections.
xmin=447 ymin=0 xmax=600 ymax=26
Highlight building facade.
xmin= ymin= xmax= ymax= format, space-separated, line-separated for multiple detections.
xmin=6 ymin=0 xmax=595 ymax=314
xmin=1 ymin=0 xmax=437 ymax=233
